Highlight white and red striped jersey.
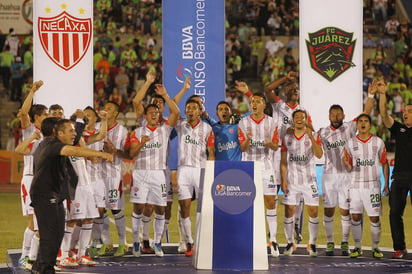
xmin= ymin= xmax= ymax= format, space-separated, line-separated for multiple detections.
xmin=21 ymin=124 xmax=43 ymax=175
xmin=281 ymin=132 xmax=321 ymax=185
xmin=344 ymin=135 xmax=387 ymax=189
xmin=176 ymin=119 xmax=214 ymax=168
xmin=238 ymin=115 xmax=278 ymax=171
xmin=130 ymin=123 xmax=173 ymax=170
xmin=69 ymin=156 xmax=90 ymax=186
xmin=271 ymin=99 xmax=311 ymax=140
xmin=318 ymin=120 xmax=357 ymax=174
xmin=102 ymin=122 xmax=129 ymax=178
xmin=84 ymin=129 xmax=104 ymax=179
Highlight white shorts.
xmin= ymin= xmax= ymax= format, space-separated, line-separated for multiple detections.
xmin=178 ymin=166 xmax=201 ymax=200
xmin=67 ymin=184 xmax=99 ymax=220
xmin=322 ymin=173 xmax=350 ymax=210
xmin=103 ymin=176 xmax=125 ymax=210
xmin=282 ymin=183 xmax=319 ymax=206
xmin=262 ymin=169 xmax=277 ymax=196
xmin=349 ymin=186 xmax=382 ymax=217
xmin=91 ymin=176 xmax=106 ymax=208
xmin=21 ymin=175 xmax=34 ymax=216
xmin=130 ymin=170 xmax=167 ymax=207
xmin=165 ymin=169 xmax=173 ymax=202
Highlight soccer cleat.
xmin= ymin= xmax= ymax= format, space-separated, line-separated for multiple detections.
xmin=77 ymin=255 xmax=97 ymax=266
xmin=113 ymin=244 xmax=127 ymax=257
xmin=154 ymin=243 xmax=164 ymax=257
xmin=185 ymin=242 xmax=194 ymax=257
xmin=98 ymin=244 xmax=113 ymax=256
xmin=270 ymin=242 xmax=280 ymax=258
xmin=308 ymin=244 xmax=317 ymax=257
xmin=392 ymin=249 xmax=408 ymax=259
xmin=177 ymin=241 xmax=186 ymax=253
xmin=283 ymin=243 xmax=295 ymax=256
xmin=372 ymin=248 xmax=384 ymax=259
xmin=88 ymin=246 xmax=99 ymax=259
xmin=142 ymin=240 xmax=153 ymax=254
xmin=325 ymin=242 xmax=334 ymax=256
xmin=294 ymin=224 xmax=303 ymax=242
xmin=349 ymin=247 xmax=362 ymax=258
xmin=341 ymin=242 xmax=349 ymax=256
xmin=69 ymin=248 xmax=78 ymax=260
xmin=60 ymin=257 xmax=79 ymax=268
xmin=18 ymin=256 xmax=32 ymax=270
xmin=56 ymin=249 xmax=62 ymax=262
xmin=133 ymin=242 xmax=141 ymax=257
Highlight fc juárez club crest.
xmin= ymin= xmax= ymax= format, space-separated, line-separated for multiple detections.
xmin=306 ymin=27 xmax=356 ymax=82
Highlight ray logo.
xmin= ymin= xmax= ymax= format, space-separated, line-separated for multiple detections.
xmin=176 ymin=63 xmax=192 ymax=83
xmin=306 ymin=27 xmax=356 ymax=82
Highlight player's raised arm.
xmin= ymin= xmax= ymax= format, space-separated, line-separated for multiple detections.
xmin=264 ymin=71 xmax=298 ymax=103
xmin=377 ymin=80 xmax=394 ymax=129
xmin=173 ymin=76 xmax=191 ymax=104
xmin=20 ymin=80 xmax=43 ymax=128
xmin=155 ymin=84 xmax=180 ymax=127
xmin=133 ymin=69 xmax=156 ymax=119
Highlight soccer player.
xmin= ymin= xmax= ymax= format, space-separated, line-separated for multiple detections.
xmin=317 ymin=81 xmax=377 ymax=256
xmin=265 ymin=71 xmax=310 ymax=243
xmin=83 ymin=107 xmax=107 ymax=259
xmin=378 ymin=79 xmax=412 ymax=259
xmin=129 ymin=84 xmax=179 ymax=257
xmin=203 ymin=81 xmax=252 ymax=161
xmin=59 ymin=111 xmax=108 ymax=268
xmin=97 ymin=101 xmax=130 ymax=257
xmin=177 ymin=98 xmax=215 ymax=256
xmin=133 ymin=70 xmax=190 ymax=253
xmin=280 ymin=109 xmax=323 ymax=257
xmin=342 ymin=113 xmax=389 ymax=259
xmin=238 ymin=93 xmax=280 ymax=257
xmin=17 ymin=80 xmax=47 ymax=270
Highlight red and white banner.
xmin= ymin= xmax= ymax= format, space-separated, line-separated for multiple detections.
xmin=33 ymin=0 xmax=93 ymax=117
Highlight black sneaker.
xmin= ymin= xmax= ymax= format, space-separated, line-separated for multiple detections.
xmin=141 ymin=240 xmax=153 ymax=254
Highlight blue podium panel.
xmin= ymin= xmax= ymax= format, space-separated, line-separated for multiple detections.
xmin=212 ymin=162 xmax=256 ymax=270
xmin=194 ymin=161 xmax=268 ymax=271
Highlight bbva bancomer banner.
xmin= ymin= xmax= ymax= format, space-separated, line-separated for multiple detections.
xmin=33 ymin=0 xmax=93 ymax=117
xmin=162 ymin=0 xmax=225 ymax=119
xmin=300 ymin=0 xmax=363 ymax=130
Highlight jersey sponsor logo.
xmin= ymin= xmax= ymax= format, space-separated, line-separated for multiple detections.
xmin=38 ymin=11 xmax=92 ymax=71
xmin=143 ymin=141 xmax=162 ymax=149
xmin=249 ymin=139 xmax=265 ymax=147
xmin=185 ymin=135 xmax=199 ymax=145
xmin=289 ymin=153 xmax=309 ymax=162
xmin=283 ymin=116 xmax=292 ymax=126
xmin=217 ymin=141 xmax=238 ymax=152
xmin=306 ymin=26 xmax=356 ymax=82
xmin=326 ymin=140 xmax=346 ymax=150
xmin=356 ymin=159 xmax=375 ymax=167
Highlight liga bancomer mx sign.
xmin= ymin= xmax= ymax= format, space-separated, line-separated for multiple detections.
xmin=306 ymin=27 xmax=356 ymax=82
xmin=38 ymin=11 xmax=91 ymax=71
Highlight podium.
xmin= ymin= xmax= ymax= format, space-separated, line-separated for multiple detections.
xmin=193 ymin=161 xmax=268 ymax=270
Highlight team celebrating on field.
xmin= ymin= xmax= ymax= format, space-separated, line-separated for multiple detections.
xmin=14 ymin=70 xmax=412 ymax=272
